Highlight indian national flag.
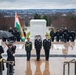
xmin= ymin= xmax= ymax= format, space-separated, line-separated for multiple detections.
xmin=15 ymin=13 xmax=25 ymax=41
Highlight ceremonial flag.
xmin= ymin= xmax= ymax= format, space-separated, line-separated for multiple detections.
xmin=15 ymin=13 xmax=25 ymax=41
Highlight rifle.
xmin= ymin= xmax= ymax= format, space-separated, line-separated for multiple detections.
xmin=5 ymin=42 xmax=16 ymax=54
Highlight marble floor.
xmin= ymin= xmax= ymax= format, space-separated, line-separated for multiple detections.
xmin=3 ymin=57 xmax=76 ymax=75
xmin=1 ymin=40 xmax=76 ymax=75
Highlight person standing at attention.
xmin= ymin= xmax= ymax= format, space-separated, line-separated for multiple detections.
xmin=25 ymin=38 xmax=32 ymax=61
xmin=34 ymin=35 xmax=42 ymax=61
xmin=43 ymin=35 xmax=51 ymax=61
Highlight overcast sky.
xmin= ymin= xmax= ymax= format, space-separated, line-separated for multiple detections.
xmin=0 ymin=0 xmax=76 ymax=9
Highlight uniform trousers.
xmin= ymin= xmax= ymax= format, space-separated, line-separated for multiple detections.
xmin=44 ymin=49 xmax=50 ymax=60
xmin=36 ymin=49 xmax=41 ymax=60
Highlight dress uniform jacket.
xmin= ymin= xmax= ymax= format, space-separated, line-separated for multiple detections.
xmin=0 ymin=46 xmax=4 ymax=72
xmin=43 ymin=39 xmax=51 ymax=50
xmin=25 ymin=41 xmax=32 ymax=51
xmin=6 ymin=48 xmax=15 ymax=68
xmin=25 ymin=41 xmax=32 ymax=60
xmin=43 ymin=39 xmax=51 ymax=60
xmin=34 ymin=39 xmax=42 ymax=50
xmin=34 ymin=39 xmax=42 ymax=60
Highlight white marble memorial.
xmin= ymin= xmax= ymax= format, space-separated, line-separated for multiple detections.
xmin=30 ymin=19 xmax=46 ymax=42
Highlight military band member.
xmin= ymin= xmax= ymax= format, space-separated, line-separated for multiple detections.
xmin=25 ymin=38 xmax=32 ymax=61
xmin=34 ymin=35 xmax=42 ymax=61
xmin=43 ymin=35 xmax=51 ymax=61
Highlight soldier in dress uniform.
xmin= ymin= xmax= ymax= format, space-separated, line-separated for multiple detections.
xmin=43 ymin=35 xmax=51 ymax=61
xmin=25 ymin=38 xmax=32 ymax=61
xmin=6 ymin=43 xmax=16 ymax=75
xmin=0 ymin=45 xmax=4 ymax=75
xmin=34 ymin=35 xmax=42 ymax=61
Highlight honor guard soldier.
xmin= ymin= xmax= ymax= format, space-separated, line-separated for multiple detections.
xmin=43 ymin=35 xmax=51 ymax=61
xmin=6 ymin=42 xmax=16 ymax=75
xmin=25 ymin=38 xmax=32 ymax=61
xmin=0 ymin=45 xmax=4 ymax=75
xmin=34 ymin=35 xmax=42 ymax=61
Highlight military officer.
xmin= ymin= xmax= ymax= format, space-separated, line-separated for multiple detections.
xmin=43 ymin=35 xmax=51 ymax=61
xmin=34 ymin=35 xmax=42 ymax=61
xmin=25 ymin=38 xmax=32 ymax=61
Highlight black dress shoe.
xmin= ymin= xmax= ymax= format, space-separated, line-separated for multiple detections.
xmin=36 ymin=59 xmax=40 ymax=61
xmin=27 ymin=59 xmax=30 ymax=61
xmin=46 ymin=59 xmax=49 ymax=61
